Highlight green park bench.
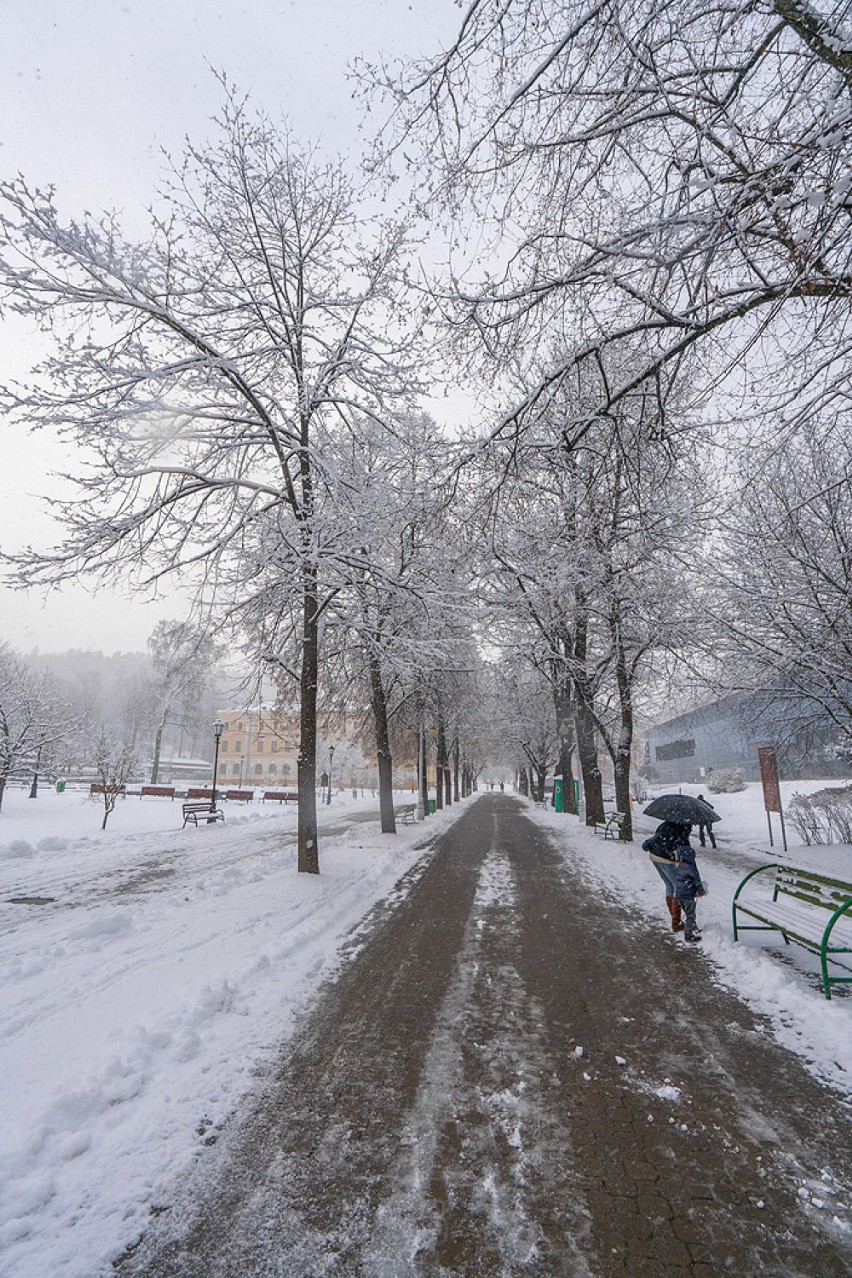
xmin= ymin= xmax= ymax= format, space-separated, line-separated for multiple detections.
xmin=732 ymin=863 xmax=852 ymax=999
xmin=594 ymin=811 xmax=627 ymax=839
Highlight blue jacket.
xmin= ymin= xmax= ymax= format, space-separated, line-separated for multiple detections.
xmin=672 ymin=841 xmax=705 ymax=901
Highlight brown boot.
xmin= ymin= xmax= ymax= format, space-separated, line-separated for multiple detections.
xmin=666 ymin=896 xmax=684 ymax=932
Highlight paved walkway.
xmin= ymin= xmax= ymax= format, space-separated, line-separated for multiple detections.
xmin=118 ymin=796 xmax=852 ymax=1277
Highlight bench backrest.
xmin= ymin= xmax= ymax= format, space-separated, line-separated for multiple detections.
xmin=225 ymin=789 xmax=254 ymax=800
xmin=775 ymin=866 xmax=852 ymax=913
xmin=187 ymin=788 xmax=213 ymax=799
xmin=141 ymin=786 xmax=175 ymax=797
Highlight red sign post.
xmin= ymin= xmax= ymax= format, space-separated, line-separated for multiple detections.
xmin=757 ymin=745 xmax=787 ymax=851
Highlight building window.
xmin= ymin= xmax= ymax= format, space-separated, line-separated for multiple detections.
xmin=656 ymin=738 xmax=696 ymax=761
xmin=271 ymin=741 xmax=279 ymax=753
xmin=257 ymin=740 xmax=264 ymax=752
xmin=218 ymin=763 xmax=227 ymax=776
xmin=235 ymin=741 xmax=242 ymax=753
xmin=254 ymin=764 xmax=263 ymax=777
xmin=221 ymin=741 xmax=228 ymax=752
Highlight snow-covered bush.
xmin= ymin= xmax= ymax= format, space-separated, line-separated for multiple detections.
xmin=788 ymin=787 xmax=852 ymax=845
xmin=630 ymin=776 xmax=650 ymax=802
xmin=706 ymin=768 xmax=746 ymax=794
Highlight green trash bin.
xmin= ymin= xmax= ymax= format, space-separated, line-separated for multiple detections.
xmin=55 ymin=780 xmax=66 ymax=794
xmin=428 ymin=799 xmax=437 ymax=814
xmin=352 ymin=788 xmax=358 ymax=799
xmin=553 ymin=778 xmax=564 ymax=813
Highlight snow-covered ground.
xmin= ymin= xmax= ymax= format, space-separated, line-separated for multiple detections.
xmin=0 ymin=785 xmax=465 ymax=1278
xmin=1 ymin=779 xmax=850 ymax=1278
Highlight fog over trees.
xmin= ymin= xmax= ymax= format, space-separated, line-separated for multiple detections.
xmin=2 ymin=1 xmax=850 ymax=864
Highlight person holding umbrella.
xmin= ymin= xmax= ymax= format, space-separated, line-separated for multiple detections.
xmin=642 ymin=821 xmax=689 ymax=932
xmin=642 ymin=794 xmax=719 ymax=941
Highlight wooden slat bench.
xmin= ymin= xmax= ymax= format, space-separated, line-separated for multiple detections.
xmin=594 ymin=811 xmax=627 ymax=839
xmin=732 ymin=862 xmax=852 ymax=999
xmin=224 ymin=789 xmax=254 ymax=802
xmin=186 ymin=787 xmax=214 ymax=800
xmin=140 ymin=785 xmax=176 ymax=800
xmin=90 ymin=783 xmax=126 ymax=797
xmin=182 ymin=801 xmax=224 ymax=828
xmin=262 ymin=790 xmax=298 ymax=804
xmin=395 ymin=804 xmax=417 ymax=824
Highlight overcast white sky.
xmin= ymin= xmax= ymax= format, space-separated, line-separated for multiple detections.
xmin=0 ymin=0 xmax=461 ymax=655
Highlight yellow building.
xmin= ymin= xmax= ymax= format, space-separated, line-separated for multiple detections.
xmin=215 ymin=706 xmax=364 ymax=790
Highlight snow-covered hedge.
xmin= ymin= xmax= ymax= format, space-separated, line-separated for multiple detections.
xmin=788 ymin=787 xmax=852 ymax=845
xmin=706 ymin=768 xmax=747 ymax=794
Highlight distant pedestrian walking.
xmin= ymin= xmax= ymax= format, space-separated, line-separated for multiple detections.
xmin=695 ymin=795 xmax=717 ymax=848
xmin=671 ymin=830 xmax=707 ymax=943
xmin=642 ymin=821 xmax=690 ymax=933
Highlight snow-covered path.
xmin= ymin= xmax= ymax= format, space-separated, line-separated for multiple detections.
xmin=114 ymin=796 xmax=851 ymax=1277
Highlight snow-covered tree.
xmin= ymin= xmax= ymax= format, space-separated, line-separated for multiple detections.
xmin=476 ymin=364 xmax=707 ymax=834
xmin=90 ymin=724 xmax=139 ymax=830
xmin=0 ymin=87 xmax=423 ymax=872
xmin=711 ymin=418 xmax=852 ymax=753
xmin=0 ymin=647 xmax=71 ymax=812
xmin=367 ymin=0 xmax=852 ymax=446
xmin=147 ymin=620 xmax=217 ymax=784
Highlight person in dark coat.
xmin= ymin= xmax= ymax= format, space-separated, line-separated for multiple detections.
xmin=695 ymin=794 xmax=717 ymax=848
xmin=642 ymin=820 xmax=691 ymax=933
xmin=671 ymin=830 xmax=707 ymax=943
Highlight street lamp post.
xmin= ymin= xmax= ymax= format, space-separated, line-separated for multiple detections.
xmin=326 ymin=744 xmax=335 ymax=805
xmin=211 ymin=721 xmax=225 ymax=810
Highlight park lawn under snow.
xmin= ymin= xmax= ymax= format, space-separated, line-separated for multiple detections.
xmin=0 ymin=786 xmax=462 ymax=1278
xmin=1 ymin=779 xmax=851 ymax=1277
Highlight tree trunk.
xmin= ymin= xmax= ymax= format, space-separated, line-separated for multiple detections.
xmin=368 ymin=652 xmax=396 ymax=834
xmin=298 ymin=571 xmax=320 ymax=874
xmin=0 ymin=776 xmax=6 ymax=812
xmin=151 ymin=722 xmax=165 ymax=785
xmin=453 ymin=741 xmax=460 ymax=802
xmin=574 ymin=600 xmax=605 ymax=826
xmin=554 ymin=679 xmax=578 ymax=815
xmin=611 ymin=613 xmax=635 ymax=840
xmin=435 ymin=715 xmax=448 ymax=810
xmin=419 ymin=729 xmax=429 ymax=816
xmin=575 ymin=698 xmax=604 ymax=826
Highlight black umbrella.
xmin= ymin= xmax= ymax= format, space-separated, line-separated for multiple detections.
xmin=643 ymin=794 xmax=721 ymax=825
